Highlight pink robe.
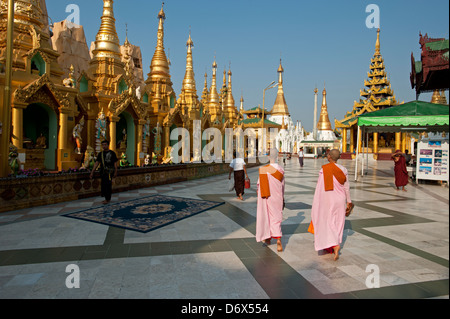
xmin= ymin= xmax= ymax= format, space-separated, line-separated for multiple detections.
xmin=311 ymin=163 xmax=351 ymax=251
xmin=256 ymin=163 xmax=285 ymax=242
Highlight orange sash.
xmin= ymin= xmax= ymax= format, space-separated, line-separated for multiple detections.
xmin=259 ymin=166 xmax=284 ymax=199
xmin=322 ymin=162 xmax=346 ymax=191
xmin=307 ymin=221 xmax=314 ymax=234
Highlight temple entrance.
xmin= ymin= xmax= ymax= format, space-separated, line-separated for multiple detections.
xmin=116 ymin=111 xmax=135 ymax=165
xmin=23 ymin=103 xmax=58 ymax=170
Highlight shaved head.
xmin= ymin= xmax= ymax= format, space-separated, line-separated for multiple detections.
xmin=328 ymin=149 xmax=341 ymax=162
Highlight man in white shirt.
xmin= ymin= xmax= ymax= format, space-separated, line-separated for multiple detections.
xmin=298 ymin=147 xmax=304 ymax=167
xmin=228 ymin=153 xmax=249 ymax=200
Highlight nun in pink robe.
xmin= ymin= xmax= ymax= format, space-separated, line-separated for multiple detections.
xmin=256 ymin=149 xmax=285 ymax=252
xmin=310 ymin=149 xmax=352 ymax=260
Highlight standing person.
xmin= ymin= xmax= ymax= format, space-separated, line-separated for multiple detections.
xmin=256 ymin=148 xmax=285 ymax=252
xmin=282 ymin=152 xmax=287 ymax=167
xmin=228 ymin=151 xmax=248 ymax=201
xmin=392 ymin=149 xmax=408 ymax=191
xmin=309 ymin=149 xmax=353 ymax=261
xmin=90 ymin=140 xmax=118 ymax=204
xmin=298 ymin=147 xmax=304 ymax=167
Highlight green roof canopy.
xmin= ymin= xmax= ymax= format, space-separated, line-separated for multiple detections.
xmin=357 ymin=101 xmax=449 ymax=132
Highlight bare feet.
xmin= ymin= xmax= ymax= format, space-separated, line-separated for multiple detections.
xmin=277 ymin=239 xmax=283 ymax=252
xmin=333 ymin=245 xmax=340 ymax=261
xmin=402 ymin=187 xmax=407 ymax=192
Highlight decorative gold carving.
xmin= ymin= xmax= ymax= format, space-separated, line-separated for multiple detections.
xmin=13 ymin=73 xmax=70 ymax=110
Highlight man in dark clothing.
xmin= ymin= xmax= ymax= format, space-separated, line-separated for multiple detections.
xmin=90 ymin=140 xmax=118 ymax=204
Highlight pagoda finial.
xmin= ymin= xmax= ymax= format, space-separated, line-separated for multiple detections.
xmin=375 ymin=28 xmax=381 ymax=56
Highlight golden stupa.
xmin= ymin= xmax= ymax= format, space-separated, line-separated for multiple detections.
xmin=317 ymin=87 xmax=333 ymax=131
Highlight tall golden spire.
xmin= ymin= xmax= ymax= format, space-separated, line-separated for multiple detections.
xmin=92 ymin=0 xmax=121 ymax=61
xmin=208 ymin=58 xmax=221 ymax=122
xmin=317 ymin=86 xmax=333 ymax=131
xmin=375 ymin=28 xmax=381 ymax=56
xmin=271 ymin=59 xmax=290 ymax=116
xmin=181 ymin=31 xmax=196 ymax=96
xmin=201 ymin=72 xmax=209 ymax=106
xmin=149 ymin=2 xmax=171 ymax=82
xmin=225 ymin=68 xmax=235 ymax=108
xmin=209 ymin=58 xmax=220 ymax=105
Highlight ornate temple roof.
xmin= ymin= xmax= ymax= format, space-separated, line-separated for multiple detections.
xmin=335 ymin=28 xmax=397 ymax=129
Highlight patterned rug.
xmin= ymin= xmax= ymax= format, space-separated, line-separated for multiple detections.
xmin=63 ymin=195 xmax=224 ymax=233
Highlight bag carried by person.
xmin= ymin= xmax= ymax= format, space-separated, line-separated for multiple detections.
xmin=244 ymin=178 xmax=251 ymax=189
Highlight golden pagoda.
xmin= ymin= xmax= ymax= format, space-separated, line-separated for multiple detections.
xmin=335 ymin=28 xmax=405 ymax=159
xmin=0 ymin=0 xmax=76 ymax=172
xmin=144 ymin=3 xmax=177 ymax=123
xmin=207 ymin=58 xmax=223 ymax=126
xmin=317 ymin=87 xmax=333 ymax=131
xmin=222 ymin=68 xmax=238 ymax=126
xmin=0 ymin=0 xmax=243 ymax=177
xmin=178 ymin=31 xmax=200 ymax=120
xmin=271 ymin=59 xmax=290 ymax=116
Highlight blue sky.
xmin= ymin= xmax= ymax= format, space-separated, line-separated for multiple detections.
xmin=46 ymin=0 xmax=449 ymax=132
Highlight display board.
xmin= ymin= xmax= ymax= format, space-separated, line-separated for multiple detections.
xmin=416 ymin=139 xmax=449 ymax=182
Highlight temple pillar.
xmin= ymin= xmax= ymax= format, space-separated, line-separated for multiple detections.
xmin=342 ymin=128 xmax=347 ymax=153
xmin=395 ymin=132 xmax=401 ymax=151
xmin=164 ymin=125 xmax=170 ymax=158
xmin=12 ymin=102 xmax=27 ymax=150
xmin=58 ymin=111 xmax=69 ymax=150
xmin=349 ymin=127 xmax=354 ymax=153
xmin=58 ymin=109 xmax=78 ymax=170
xmin=86 ymin=115 xmax=96 ymax=150
xmin=373 ymin=132 xmax=379 ymax=154
xmin=136 ymin=119 xmax=145 ymax=166
xmin=401 ymin=133 xmax=407 ymax=153
xmin=109 ymin=115 xmax=119 ymax=153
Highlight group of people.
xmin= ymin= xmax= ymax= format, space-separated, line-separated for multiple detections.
xmin=229 ymin=147 xmax=353 ymax=259
xmin=89 ymin=140 xmax=412 ymax=261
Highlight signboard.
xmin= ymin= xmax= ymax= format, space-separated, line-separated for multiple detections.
xmin=416 ymin=139 xmax=449 ymax=182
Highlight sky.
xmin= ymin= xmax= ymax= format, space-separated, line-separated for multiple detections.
xmin=46 ymin=0 xmax=449 ymax=132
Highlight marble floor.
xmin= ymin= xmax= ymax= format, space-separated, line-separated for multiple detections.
xmin=0 ymin=157 xmax=448 ymax=299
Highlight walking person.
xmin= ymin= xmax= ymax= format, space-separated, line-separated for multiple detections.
xmin=90 ymin=140 xmax=118 ymax=204
xmin=256 ymin=148 xmax=285 ymax=252
xmin=392 ymin=149 xmax=408 ymax=191
xmin=298 ymin=147 xmax=304 ymax=167
xmin=309 ymin=149 xmax=353 ymax=260
xmin=228 ymin=151 xmax=248 ymax=201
